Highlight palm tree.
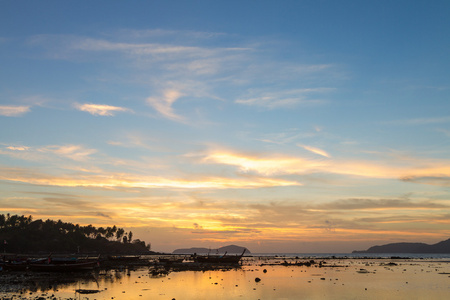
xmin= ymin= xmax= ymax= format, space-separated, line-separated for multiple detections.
xmin=116 ymin=228 xmax=125 ymax=241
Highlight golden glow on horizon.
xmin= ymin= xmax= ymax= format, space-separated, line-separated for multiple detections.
xmin=1 ymin=146 xmax=450 ymax=252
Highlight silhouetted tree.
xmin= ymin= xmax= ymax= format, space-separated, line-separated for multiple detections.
xmin=0 ymin=214 xmax=152 ymax=254
xmin=105 ymin=226 xmax=113 ymax=239
xmin=0 ymin=214 xmax=5 ymax=229
xmin=116 ymin=228 xmax=125 ymax=241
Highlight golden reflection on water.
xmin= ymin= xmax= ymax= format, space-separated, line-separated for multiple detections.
xmin=1 ymin=258 xmax=449 ymax=299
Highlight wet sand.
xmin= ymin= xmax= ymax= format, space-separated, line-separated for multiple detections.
xmin=1 ymin=257 xmax=449 ymax=299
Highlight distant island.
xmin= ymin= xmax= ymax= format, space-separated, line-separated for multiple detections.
xmin=172 ymin=245 xmax=250 ymax=255
xmin=353 ymin=238 xmax=450 ymax=254
xmin=0 ymin=213 xmax=153 ymax=254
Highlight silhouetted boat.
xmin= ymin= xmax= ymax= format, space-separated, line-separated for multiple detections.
xmin=29 ymin=260 xmax=99 ymax=272
xmin=1 ymin=257 xmax=31 ymax=271
xmin=2 ymin=261 xmax=28 ymax=271
xmin=193 ymin=249 xmax=246 ymax=264
xmin=75 ymin=289 xmax=101 ymax=294
xmin=158 ymin=257 xmax=184 ymax=264
xmin=107 ymin=255 xmax=140 ymax=261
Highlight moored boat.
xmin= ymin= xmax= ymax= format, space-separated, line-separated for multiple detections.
xmin=107 ymin=255 xmax=140 ymax=261
xmin=2 ymin=261 xmax=28 ymax=271
xmin=29 ymin=260 xmax=99 ymax=272
xmin=158 ymin=257 xmax=184 ymax=264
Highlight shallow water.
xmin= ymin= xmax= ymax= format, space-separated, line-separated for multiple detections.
xmin=1 ymin=258 xmax=449 ymax=299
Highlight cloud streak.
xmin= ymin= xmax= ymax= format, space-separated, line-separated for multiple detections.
xmin=236 ymin=88 xmax=331 ymax=109
xmin=39 ymin=145 xmax=97 ymax=161
xmin=146 ymin=90 xmax=185 ymax=122
xmin=26 ymin=33 xmax=340 ymax=123
xmin=1 ymin=144 xmax=97 ymax=163
xmin=75 ymin=103 xmax=131 ymax=116
xmin=298 ymin=144 xmax=331 ymax=158
xmin=201 ymin=148 xmax=450 ymax=182
xmin=0 ymin=105 xmax=31 ymax=117
xmin=0 ymin=166 xmax=300 ymax=189
xmin=385 ymin=116 xmax=450 ymax=126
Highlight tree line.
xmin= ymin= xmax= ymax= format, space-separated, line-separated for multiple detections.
xmin=0 ymin=214 xmax=151 ymax=254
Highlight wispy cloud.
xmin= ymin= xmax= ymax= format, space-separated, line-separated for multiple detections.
xmin=298 ymin=144 xmax=331 ymax=158
xmin=146 ymin=89 xmax=185 ymax=122
xmin=255 ymin=128 xmax=319 ymax=145
xmin=0 ymin=166 xmax=300 ymax=189
xmin=385 ymin=116 xmax=450 ymax=126
xmin=28 ymin=34 xmax=248 ymax=70
xmin=201 ymin=148 xmax=450 ymax=182
xmin=436 ymin=128 xmax=450 ymax=137
xmin=322 ymin=198 xmax=449 ymax=210
xmin=115 ymin=29 xmax=229 ymax=40
xmin=202 ymin=150 xmax=325 ymax=176
xmin=1 ymin=144 xmax=97 ymax=162
xmin=72 ymin=38 xmax=206 ymax=56
xmin=107 ymin=132 xmax=165 ymax=151
xmin=236 ymin=88 xmax=331 ymax=109
xmin=38 ymin=144 xmax=97 ymax=161
xmin=6 ymin=146 xmax=30 ymax=151
xmin=401 ymin=176 xmax=450 ymax=187
xmin=27 ymin=33 xmax=341 ymax=121
xmin=75 ymin=103 xmax=131 ymax=116
xmin=0 ymin=105 xmax=31 ymax=117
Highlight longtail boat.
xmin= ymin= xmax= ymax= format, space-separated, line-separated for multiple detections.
xmin=29 ymin=255 xmax=100 ymax=272
xmin=29 ymin=260 xmax=99 ymax=272
xmin=107 ymin=255 xmax=140 ymax=261
xmin=2 ymin=261 xmax=28 ymax=271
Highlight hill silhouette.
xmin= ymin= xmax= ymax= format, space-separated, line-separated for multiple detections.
xmin=353 ymin=238 xmax=450 ymax=254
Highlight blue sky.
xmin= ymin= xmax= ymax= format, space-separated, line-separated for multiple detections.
xmin=1 ymin=0 xmax=450 ymax=252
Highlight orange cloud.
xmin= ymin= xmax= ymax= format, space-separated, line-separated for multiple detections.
xmin=0 ymin=167 xmax=300 ymax=189
xmin=203 ymin=151 xmax=325 ymax=175
xmin=298 ymin=144 xmax=331 ymax=158
xmin=39 ymin=144 xmax=97 ymax=161
xmin=202 ymin=149 xmax=450 ymax=182
xmin=75 ymin=103 xmax=131 ymax=116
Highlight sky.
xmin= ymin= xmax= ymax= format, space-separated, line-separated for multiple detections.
xmin=1 ymin=0 xmax=450 ymax=253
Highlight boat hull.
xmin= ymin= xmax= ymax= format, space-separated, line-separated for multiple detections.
xmin=29 ymin=261 xmax=98 ymax=272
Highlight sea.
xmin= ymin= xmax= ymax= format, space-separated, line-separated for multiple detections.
xmin=2 ymin=252 xmax=450 ymax=299
xmin=249 ymin=252 xmax=450 ymax=259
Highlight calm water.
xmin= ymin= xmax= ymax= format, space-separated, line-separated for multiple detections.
xmin=251 ymin=253 xmax=450 ymax=259
xmin=1 ymin=256 xmax=449 ymax=299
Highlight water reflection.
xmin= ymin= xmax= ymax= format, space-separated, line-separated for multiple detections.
xmin=1 ymin=258 xmax=449 ymax=299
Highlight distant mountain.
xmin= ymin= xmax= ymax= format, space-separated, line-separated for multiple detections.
xmin=353 ymin=238 xmax=450 ymax=254
xmin=172 ymin=245 xmax=250 ymax=255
